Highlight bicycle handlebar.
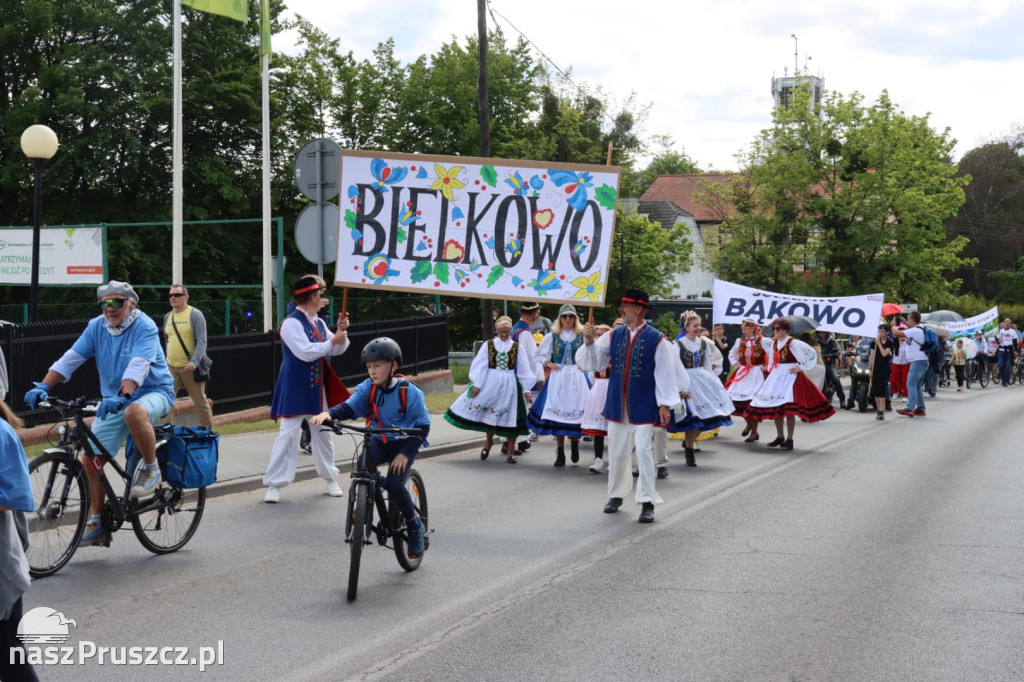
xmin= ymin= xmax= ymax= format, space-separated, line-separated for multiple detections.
xmin=321 ymin=420 xmax=424 ymax=437
xmin=38 ymin=397 xmax=99 ymax=413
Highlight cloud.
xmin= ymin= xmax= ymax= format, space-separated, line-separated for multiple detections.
xmin=276 ymin=0 xmax=1024 ymax=170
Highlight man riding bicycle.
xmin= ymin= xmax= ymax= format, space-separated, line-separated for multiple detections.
xmin=24 ymin=281 xmax=176 ymax=547
xmin=310 ymin=337 xmax=431 ymax=557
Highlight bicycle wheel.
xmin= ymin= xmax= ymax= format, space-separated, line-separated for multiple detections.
xmin=26 ymin=451 xmax=89 ymax=578
xmin=979 ymin=366 xmax=990 ymax=388
xmin=132 ymin=483 xmax=207 ymax=554
xmin=392 ymin=470 xmax=428 ymax=572
xmin=347 ymin=484 xmax=369 ymax=602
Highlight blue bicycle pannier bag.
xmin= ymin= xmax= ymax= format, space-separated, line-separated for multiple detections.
xmin=131 ymin=426 xmax=219 ymax=489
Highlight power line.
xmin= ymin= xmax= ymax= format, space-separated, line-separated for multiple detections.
xmin=485 ymin=0 xmax=620 ymax=130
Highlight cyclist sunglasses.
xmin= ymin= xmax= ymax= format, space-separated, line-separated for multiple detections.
xmin=98 ymin=298 xmax=129 ymax=311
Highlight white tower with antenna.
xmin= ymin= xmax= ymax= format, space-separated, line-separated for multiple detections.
xmin=771 ymin=33 xmax=824 ymax=112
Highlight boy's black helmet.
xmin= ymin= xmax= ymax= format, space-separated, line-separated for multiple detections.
xmin=361 ymin=337 xmax=402 ymax=365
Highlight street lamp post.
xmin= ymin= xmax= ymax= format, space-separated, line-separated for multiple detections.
xmin=20 ymin=125 xmax=59 ymax=322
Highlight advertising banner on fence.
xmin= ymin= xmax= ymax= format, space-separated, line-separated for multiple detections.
xmin=334 ymin=150 xmax=620 ymax=305
xmin=938 ymin=306 xmax=999 ymax=338
xmin=0 ymin=226 xmax=104 ymax=285
xmin=712 ymin=279 xmax=884 ymax=337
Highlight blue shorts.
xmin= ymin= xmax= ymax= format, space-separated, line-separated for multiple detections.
xmin=91 ymin=392 xmax=174 ymax=458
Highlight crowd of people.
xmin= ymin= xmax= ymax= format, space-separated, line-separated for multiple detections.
xmin=444 ymin=288 xmax=838 ymax=524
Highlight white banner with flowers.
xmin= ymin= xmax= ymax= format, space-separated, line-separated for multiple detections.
xmin=334 ymin=150 xmax=620 ymax=305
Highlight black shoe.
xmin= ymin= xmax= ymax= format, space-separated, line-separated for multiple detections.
xmin=639 ymin=502 xmax=655 ymax=524
xmin=842 ymin=402 xmax=854 ymax=410
xmin=604 ymin=497 xmax=623 ymax=514
xmin=570 ymin=439 xmax=580 ymax=464
xmin=657 ymin=465 xmax=669 ymax=479
xmin=744 ymin=433 xmax=760 ymax=443
xmin=554 ymin=449 xmax=566 ymax=467
xmin=480 ymin=448 xmax=490 ymax=460
xmin=876 ymin=411 xmax=884 ymax=420
xmin=518 ymin=440 xmax=531 ymax=452
xmin=741 ymin=426 xmax=751 ymax=437
xmin=632 ymin=470 xmax=639 ymax=478
xmin=781 ymin=439 xmax=794 ymax=451
xmin=766 ymin=437 xmax=785 ymax=448
xmin=507 ymin=454 xmax=517 ymax=464
xmin=684 ymin=447 xmax=696 ymax=467
xmin=885 ymin=403 xmax=893 ymax=412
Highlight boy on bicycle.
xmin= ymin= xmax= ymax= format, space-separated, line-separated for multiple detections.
xmin=310 ymin=337 xmax=431 ymax=557
xmin=24 ymin=281 xmax=175 ymax=547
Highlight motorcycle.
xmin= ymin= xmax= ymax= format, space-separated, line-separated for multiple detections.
xmin=845 ymin=337 xmax=874 ymax=412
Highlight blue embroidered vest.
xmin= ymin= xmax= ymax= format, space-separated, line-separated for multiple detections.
xmin=512 ymin=319 xmax=532 ymax=340
xmin=271 ymin=310 xmax=331 ymax=418
xmin=551 ymin=333 xmax=584 ymax=366
xmin=604 ymin=323 xmax=664 ymax=424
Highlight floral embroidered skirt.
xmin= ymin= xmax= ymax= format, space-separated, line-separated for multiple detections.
xmin=580 ymin=377 xmax=609 ymax=436
xmin=444 ymin=369 xmax=529 ymax=439
xmin=742 ymin=364 xmax=835 ymax=423
xmin=527 ymin=364 xmax=591 ymax=437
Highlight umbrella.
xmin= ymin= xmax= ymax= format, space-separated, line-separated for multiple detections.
xmin=958 ymin=338 xmax=978 ymax=359
xmin=920 ymin=323 xmax=952 ymax=337
xmin=881 ymin=303 xmax=906 ymax=316
xmin=922 ymin=310 xmax=963 ymax=324
xmin=762 ymin=314 xmax=819 ymax=335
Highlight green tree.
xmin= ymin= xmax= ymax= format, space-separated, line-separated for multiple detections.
xmin=632 ymin=134 xmax=703 ymax=197
xmin=603 ymin=210 xmax=693 ymax=317
xmin=711 ymin=86 xmax=972 ymax=306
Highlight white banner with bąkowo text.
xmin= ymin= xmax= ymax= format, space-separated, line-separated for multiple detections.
xmin=712 ymin=279 xmax=884 ymax=337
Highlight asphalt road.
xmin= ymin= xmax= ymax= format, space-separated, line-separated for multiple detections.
xmin=24 ymin=387 xmax=1024 ymax=681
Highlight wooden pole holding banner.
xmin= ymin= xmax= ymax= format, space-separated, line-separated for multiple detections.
xmin=341 ymin=288 xmax=348 ymax=317
xmin=589 ymin=141 xmax=614 ymax=326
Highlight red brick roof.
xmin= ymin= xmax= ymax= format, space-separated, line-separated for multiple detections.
xmin=641 ymin=174 xmax=737 ymax=223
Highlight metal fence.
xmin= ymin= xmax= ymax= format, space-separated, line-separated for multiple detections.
xmin=2 ymin=314 xmax=449 ymax=427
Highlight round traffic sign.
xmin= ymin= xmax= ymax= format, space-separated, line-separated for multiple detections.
xmin=293 ymin=138 xmax=341 ymax=202
xmin=294 ymin=203 xmax=339 ymax=265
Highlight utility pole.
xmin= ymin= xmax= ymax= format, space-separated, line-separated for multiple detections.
xmin=478 ymin=0 xmax=493 ymax=341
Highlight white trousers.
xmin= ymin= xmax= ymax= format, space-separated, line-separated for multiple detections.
xmin=263 ymin=416 xmax=339 ymax=487
xmin=608 ymin=422 xmax=663 ymax=505
xmin=630 ymin=426 xmax=668 ymax=469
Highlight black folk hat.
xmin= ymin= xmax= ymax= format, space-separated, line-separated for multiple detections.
xmin=520 ymin=302 xmax=541 ymax=313
xmin=619 ymin=288 xmax=651 ymax=309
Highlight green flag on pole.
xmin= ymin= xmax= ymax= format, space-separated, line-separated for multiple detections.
xmin=182 ymin=0 xmax=247 ymax=23
xmin=260 ymin=0 xmax=271 ymax=59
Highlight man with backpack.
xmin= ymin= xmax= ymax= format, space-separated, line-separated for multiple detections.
xmin=892 ymin=311 xmax=931 ymax=417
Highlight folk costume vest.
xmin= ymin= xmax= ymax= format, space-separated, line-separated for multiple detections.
xmin=512 ymin=319 xmax=532 ymax=340
xmin=604 ymin=323 xmax=664 ymax=424
xmin=270 ymin=310 xmax=349 ymax=418
xmin=486 ymin=339 xmax=519 ymax=370
xmin=737 ymin=336 xmax=766 ymax=366
xmin=677 ymin=336 xmax=711 ymax=369
xmin=552 ymin=333 xmax=584 ymax=366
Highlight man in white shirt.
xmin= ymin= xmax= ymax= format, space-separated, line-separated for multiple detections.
xmin=893 ymin=311 xmax=929 ymax=417
xmin=994 ymin=318 xmax=1018 ymax=386
xmin=576 ymin=288 xmax=687 ymax=524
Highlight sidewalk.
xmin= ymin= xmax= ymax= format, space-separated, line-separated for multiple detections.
xmin=208 ymin=412 xmax=489 ymax=498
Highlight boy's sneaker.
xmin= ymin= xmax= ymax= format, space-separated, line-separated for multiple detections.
xmin=913 ymin=409 xmax=926 ymax=417
xmin=130 ymin=466 xmax=161 ymax=498
xmin=588 ymin=457 xmax=605 ymax=474
xmin=264 ymin=486 xmax=281 ymax=503
xmin=896 ymin=409 xmax=915 ymax=417
xmin=325 ymin=480 xmax=343 ymax=497
xmin=79 ymin=523 xmax=109 ymax=547
xmin=406 ymin=519 xmax=425 ymax=558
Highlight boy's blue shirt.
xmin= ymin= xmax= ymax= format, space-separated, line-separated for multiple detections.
xmin=329 ymin=377 xmax=431 ymax=448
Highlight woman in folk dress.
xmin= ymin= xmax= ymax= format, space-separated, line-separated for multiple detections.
xmin=528 ymin=304 xmax=591 ymax=466
xmin=445 ymin=316 xmax=535 ymax=464
xmin=726 ymin=317 xmax=770 ymax=443
xmin=580 ymin=324 xmax=612 ymax=474
xmin=669 ymin=311 xmax=734 ymax=467
xmin=745 ymin=317 xmax=835 ymax=450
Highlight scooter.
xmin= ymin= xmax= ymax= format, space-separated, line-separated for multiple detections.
xmin=845 ymin=337 xmax=874 ymax=412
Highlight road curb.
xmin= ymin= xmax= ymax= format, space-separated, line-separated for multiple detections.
xmin=205 ymin=435 xmax=489 ymax=500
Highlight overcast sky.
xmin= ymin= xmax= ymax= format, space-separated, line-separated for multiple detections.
xmin=277 ymin=0 xmax=1023 ymax=171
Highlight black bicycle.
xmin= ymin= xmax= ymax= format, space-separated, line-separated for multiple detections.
xmin=321 ymin=421 xmax=430 ymax=601
xmin=26 ymin=397 xmax=207 ymax=577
